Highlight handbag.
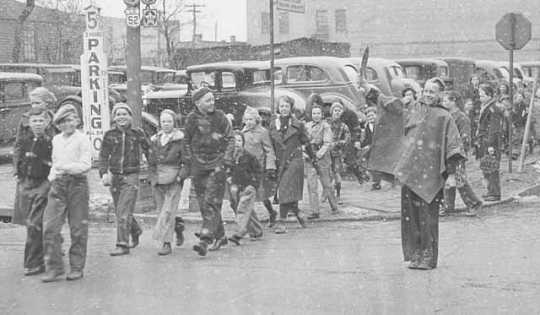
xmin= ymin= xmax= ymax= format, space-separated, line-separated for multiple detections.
xmin=156 ymin=165 xmax=180 ymax=185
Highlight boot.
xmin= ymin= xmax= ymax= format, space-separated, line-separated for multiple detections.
xmin=41 ymin=269 xmax=65 ymax=283
xmin=66 ymin=270 xmax=84 ymax=281
xmin=24 ymin=265 xmax=45 ymax=276
xmin=263 ymin=200 xmax=277 ymax=228
xmin=158 ymin=242 xmax=172 ymax=256
xmin=295 ymin=212 xmax=307 ymax=228
xmin=110 ymin=246 xmax=130 ymax=256
xmin=174 ymin=218 xmax=185 ymax=247
xmin=130 ymin=230 xmax=142 ymax=248
xmin=192 ymin=241 xmax=208 ymax=256
xmin=209 ymin=237 xmax=228 ymax=251
xmin=274 ymin=221 xmax=287 ymax=234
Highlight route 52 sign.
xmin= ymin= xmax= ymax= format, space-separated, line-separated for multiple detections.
xmin=125 ymin=7 xmax=140 ymax=28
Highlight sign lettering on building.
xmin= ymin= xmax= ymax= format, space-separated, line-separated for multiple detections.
xmin=81 ymin=5 xmax=110 ymax=159
xmin=277 ymin=0 xmax=305 ymax=14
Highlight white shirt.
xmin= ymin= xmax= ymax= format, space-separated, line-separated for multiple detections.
xmin=48 ymin=130 xmax=92 ymax=181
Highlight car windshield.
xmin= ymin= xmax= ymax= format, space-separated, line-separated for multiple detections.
xmin=156 ymin=72 xmax=175 ymax=84
xmin=140 ymin=71 xmax=154 ymax=85
xmin=404 ymin=66 xmax=423 ymax=80
xmin=388 ymin=66 xmax=405 ymax=79
xmin=439 ymin=66 xmax=449 ymax=77
xmin=190 ymin=71 xmax=217 ymax=89
xmin=174 ymin=74 xmax=188 ymax=84
xmin=45 ymin=71 xmax=76 ymax=86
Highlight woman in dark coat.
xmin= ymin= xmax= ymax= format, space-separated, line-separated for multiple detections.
xmin=269 ymin=96 xmax=312 ymax=234
xmin=476 ymin=84 xmax=504 ymax=201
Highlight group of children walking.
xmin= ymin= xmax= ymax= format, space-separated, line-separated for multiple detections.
xmin=14 ymin=85 xmax=380 ymax=281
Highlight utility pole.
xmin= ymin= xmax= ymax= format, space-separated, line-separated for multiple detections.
xmin=124 ymin=0 xmax=142 ymax=128
xmin=185 ymin=3 xmax=205 ymax=43
xmin=269 ymin=0 xmax=275 ymax=114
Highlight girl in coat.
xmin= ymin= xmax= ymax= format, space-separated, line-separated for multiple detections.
xmin=150 ymin=110 xmax=189 ymax=256
xmin=241 ymin=107 xmax=278 ymax=227
xmin=269 ymin=96 xmax=313 ymax=234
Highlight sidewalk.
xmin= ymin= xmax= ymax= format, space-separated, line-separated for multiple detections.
xmin=90 ymin=152 xmax=540 ymax=225
xmin=1 ymin=152 xmax=539 ymax=224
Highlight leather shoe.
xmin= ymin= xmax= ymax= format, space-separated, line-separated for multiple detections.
xmin=193 ymin=241 xmax=208 ymax=256
xmin=110 ymin=246 xmax=130 ymax=256
xmin=66 ymin=270 xmax=83 ymax=281
xmin=296 ymin=213 xmax=307 ymax=228
xmin=158 ymin=242 xmax=172 ymax=256
xmin=41 ymin=269 xmax=65 ymax=283
xmin=130 ymin=230 xmax=142 ymax=248
xmin=209 ymin=237 xmax=228 ymax=251
xmin=274 ymin=223 xmax=287 ymax=234
xmin=24 ymin=265 xmax=45 ymax=276
xmin=228 ymin=235 xmax=241 ymax=246
xmin=416 ymin=261 xmax=434 ymax=270
xmin=268 ymin=210 xmax=277 ymax=228
xmin=307 ymin=213 xmax=320 ymax=220
xmin=484 ymin=196 xmax=500 ymax=202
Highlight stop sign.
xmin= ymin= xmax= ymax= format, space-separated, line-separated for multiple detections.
xmin=496 ymin=12 xmax=532 ymax=50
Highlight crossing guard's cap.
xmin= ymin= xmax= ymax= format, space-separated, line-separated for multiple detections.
xmin=192 ymin=87 xmax=212 ymax=103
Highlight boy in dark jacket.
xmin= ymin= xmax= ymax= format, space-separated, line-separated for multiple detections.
xmin=227 ymin=131 xmax=263 ymax=245
xmin=99 ymin=103 xmax=152 ymax=256
xmin=14 ymin=108 xmax=53 ymax=276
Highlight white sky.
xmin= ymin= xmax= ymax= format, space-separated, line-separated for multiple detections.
xmin=93 ymin=0 xmax=247 ymax=41
xmin=27 ymin=0 xmax=247 ymax=41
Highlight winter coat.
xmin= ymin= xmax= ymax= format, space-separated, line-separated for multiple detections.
xmin=269 ymin=115 xmax=310 ymax=204
xmin=451 ymin=110 xmax=472 ymax=154
xmin=183 ymin=108 xmax=234 ymax=172
xmin=328 ymin=118 xmax=351 ymax=158
xmin=476 ymin=98 xmax=504 ymax=159
xmin=99 ymin=125 xmax=152 ymax=176
xmin=394 ymin=100 xmax=465 ymax=203
xmin=367 ymin=89 xmax=406 ymax=176
xmin=242 ymin=124 xmax=276 ymax=200
xmin=149 ymin=129 xmax=189 ymax=184
xmin=231 ymin=149 xmax=262 ymax=190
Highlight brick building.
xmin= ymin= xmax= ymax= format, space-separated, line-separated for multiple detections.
xmin=247 ymin=0 xmax=540 ymax=61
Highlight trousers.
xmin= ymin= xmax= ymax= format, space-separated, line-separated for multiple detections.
xmin=152 ymin=182 xmax=183 ymax=244
xmin=192 ymin=168 xmax=226 ymax=243
xmin=401 ymin=186 xmax=441 ymax=268
xmin=305 ymin=161 xmax=338 ymax=213
xmin=483 ymin=171 xmax=501 ymax=198
xmin=111 ymin=173 xmax=143 ymax=248
xmin=444 ymin=160 xmax=482 ymax=210
xmin=230 ymin=185 xmax=262 ymax=238
xmin=43 ymin=174 xmax=89 ymax=273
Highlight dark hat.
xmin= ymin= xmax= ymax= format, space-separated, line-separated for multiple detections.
xmin=192 ymin=87 xmax=212 ymax=103
xmin=53 ymin=104 xmax=78 ymax=125
xmin=112 ymin=103 xmax=133 ymax=117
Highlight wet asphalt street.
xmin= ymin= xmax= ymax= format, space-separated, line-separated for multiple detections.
xmin=0 ymin=202 xmax=539 ymax=315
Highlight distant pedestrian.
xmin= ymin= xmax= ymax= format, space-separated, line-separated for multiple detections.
xmin=184 ymin=87 xmax=235 ymax=256
xmin=241 ymin=107 xmax=278 ymax=227
xmin=227 ymin=131 xmax=264 ymax=245
xmin=42 ymin=105 xmax=92 ymax=282
xmin=305 ymin=105 xmax=338 ymax=219
xmin=441 ymin=91 xmax=482 ymax=216
xmin=327 ymin=100 xmax=351 ymax=204
xmin=149 ymin=110 xmax=189 ymax=256
xmin=13 ymin=108 xmax=53 ymax=276
xmin=269 ymin=95 xmax=312 ymax=234
xmin=99 ymin=103 xmax=152 ymax=256
xmin=476 ymin=85 xmax=504 ymax=201
xmin=361 ymin=107 xmax=382 ymax=190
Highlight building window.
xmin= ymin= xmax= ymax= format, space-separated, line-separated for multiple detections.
xmin=261 ymin=12 xmax=270 ymax=34
xmin=279 ymin=11 xmax=289 ymax=34
xmin=23 ymin=29 xmax=36 ymax=61
xmin=335 ymin=9 xmax=347 ymax=33
xmin=315 ymin=10 xmax=329 ymax=40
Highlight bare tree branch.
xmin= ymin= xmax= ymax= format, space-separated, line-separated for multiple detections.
xmin=12 ymin=0 xmax=36 ymax=62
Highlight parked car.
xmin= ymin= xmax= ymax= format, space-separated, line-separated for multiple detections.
xmin=439 ymin=57 xmax=476 ymax=93
xmin=348 ymin=57 xmax=421 ymax=97
xmin=520 ymin=61 xmax=540 ymax=79
xmin=0 ymin=72 xmax=43 ymax=144
xmin=108 ymin=65 xmax=177 ymax=98
xmin=502 ymin=62 xmax=534 ymax=87
xmin=0 ymin=63 xmax=80 ymax=106
xmin=474 ymin=60 xmax=512 ymax=86
xmin=273 ymin=56 xmax=366 ymax=111
xmin=396 ymin=58 xmax=451 ymax=88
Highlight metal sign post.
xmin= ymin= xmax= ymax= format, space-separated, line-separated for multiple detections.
xmin=81 ymin=5 xmax=110 ymax=160
xmin=269 ymin=0 xmax=275 ymax=114
xmin=495 ymin=12 xmax=532 ymax=173
xmin=124 ymin=0 xmax=142 ymax=128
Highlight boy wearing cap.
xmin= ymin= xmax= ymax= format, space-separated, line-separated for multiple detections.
xmin=99 ymin=103 xmax=152 ymax=256
xmin=184 ymin=87 xmax=235 ymax=256
xmin=42 ymin=105 xmax=92 ymax=282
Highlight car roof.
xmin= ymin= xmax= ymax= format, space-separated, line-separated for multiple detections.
xmin=348 ymin=57 xmax=400 ymax=68
xmin=0 ymin=63 xmax=72 ymax=69
xmin=187 ymin=60 xmax=270 ymax=73
xmin=439 ymin=57 xmax=476 ymax=64
xmin=109 ymin=65 xmax=174 ymax=72
xmin=274 ymin=56 xmax=354 ymax=67
xmin=0 ymin=72 xmax=43 ymax=81
xmin=396 ymin=58 xmax=449 ymax=67
xmin=519 ymin=61 xmax=540 ymax=66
